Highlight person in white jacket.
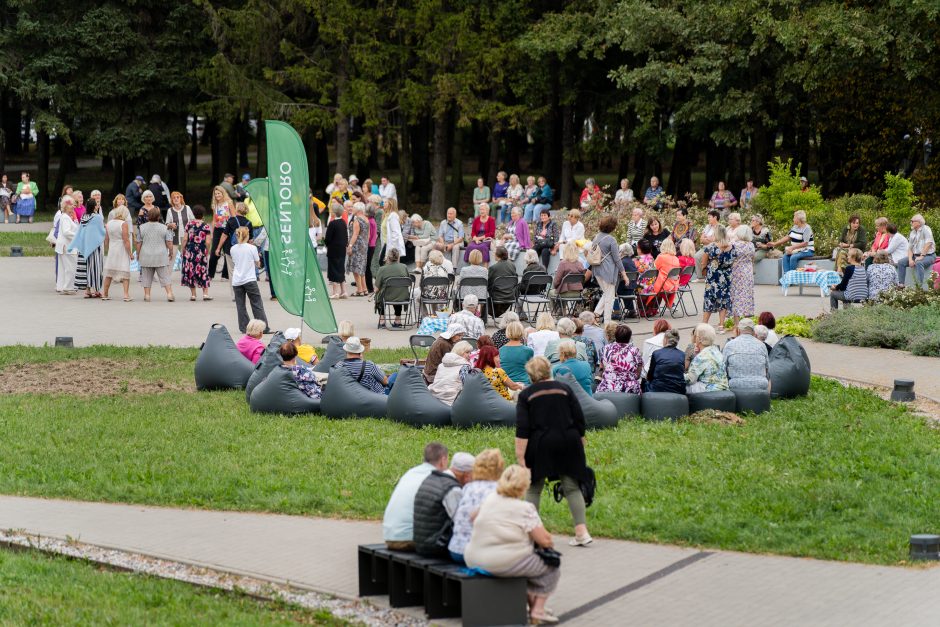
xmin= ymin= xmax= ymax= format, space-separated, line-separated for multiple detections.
xmin=384 ymin=207 xmax=406 ymax=258
xmin=428 ymin=341 xmax=473 ymax=406
xmin=55 ymin=197 xmax=80 ymax=294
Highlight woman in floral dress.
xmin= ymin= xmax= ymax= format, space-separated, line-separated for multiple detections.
xmin=346 ymin=202 xmax=369 ymax=296
xmin=182 ymin=205 xmax=212 ymax=300
xmin=701 ymin=225 xmax=736 ymax=332
xmin=729 ymin=225 xmax=756 ymax=326
xmin=596 ymin=324 xmax=643 ymax=394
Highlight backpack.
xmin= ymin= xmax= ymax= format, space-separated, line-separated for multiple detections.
xmin=229 ymin=216 xmax=249 ymax=248
xmin=586 ymin=235 xmax=611 ymax=266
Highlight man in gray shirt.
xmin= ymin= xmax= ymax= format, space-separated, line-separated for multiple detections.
xmin=723 ymin=318 xmax=770 ymax=390
xmin=901 ymin=213 xmax=936 ymax=287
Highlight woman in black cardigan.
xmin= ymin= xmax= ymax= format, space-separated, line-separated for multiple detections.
xmin=324 ymin=202 xmax=349 ymax=299
xmin=515 ymin=355 xmax=593 ymax=547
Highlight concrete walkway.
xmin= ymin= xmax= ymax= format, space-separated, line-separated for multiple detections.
xmin=1 ymin=495 xmax=938 ymax=626
xmin=0 ymin=220 xmax=53 ymax=233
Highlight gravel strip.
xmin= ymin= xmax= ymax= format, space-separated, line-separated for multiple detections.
xmin=0 ymin=529 xmax=426 ymax=627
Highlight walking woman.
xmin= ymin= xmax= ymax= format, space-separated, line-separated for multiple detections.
xmin=54 ymin=197 xmax=79 ymax=294
xmin=325 ymin=202 xmax=349 ymax=299
xmin=591 ymin=215 xmax=628 ymax=324
xmin=347 ymin=202 xmax=369 ymax=296
xmin=230 ymin=227 xmax=269 ymax=333
xmin=729 ymin=225 xmax=756 ymax=326
xmin=209 ymin=185 xmax=235 ymax=280
xmin=516 ymin=355 xmax=593 ymax=548
xmin=365 ymin=204 xmax=378 ymax=294
xmin=181 ymin=204 xmax=212 ymax=301
xmin=701 ymin=225 xmax=737 ymax=332
xmin=102 ymin=205 xmax=134 ymax=301
xmin=73 ymin=191 xmax=105 ymax=298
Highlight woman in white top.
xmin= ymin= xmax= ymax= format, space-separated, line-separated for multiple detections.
xmin=54 ymin=197 xmax=79 ymax=294
xmin=383 ymin=201 xmax=405 ymax=258
xmin=506 ymin=174 xmax=525 ymax=212
xmin=614 ymin=178 xmax=634 ymax=204
xmin=526 ymin=311 xmax=561 ymax=357
xmin=230 ymin=227 xmax=269 ymax=333
xmin=885 ymin=223 xmax=909 ymax=266
xmin=559 ymin=209 xmax=585 ymax=248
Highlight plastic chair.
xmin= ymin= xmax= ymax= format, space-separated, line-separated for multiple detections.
xmin=457 ymin=276 xmax=490 ymax=322
xmin=488 ymin=275 xmax=519 ymax=322
xmin=677 ymin=265 xmax=698 ymax=316
xmin=418 ymin=275 xmax=452 ymax=317
xmin=658 ymin=267 xmax=683 ymax=318
xmin=409 ymin=334 xmax=436 ymax=368
xmin=516 ymin=273 xmax=552 ymax=320
xmin=381 ymin=276 xmax=416 ymax=330
xmin=614 ymin=271 xmax=638 ymax=320
xmin=636 ymin=269 xmax=660 ymax=320
xmin=551 ymin=273 xmax=585 ymax=317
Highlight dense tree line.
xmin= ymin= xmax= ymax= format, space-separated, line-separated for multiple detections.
xmin=1 ymin=0 xmax=938 ymax=212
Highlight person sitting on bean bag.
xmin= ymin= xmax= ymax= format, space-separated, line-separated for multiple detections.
xmin=551 ymin=340 xmax=594 ymax=394
xmin=338 ymin=337 xmax=388 ymax=394
xmin=279 ymin=342 xmax=322 ymax=399
xmin=428 ymin=341 xmax=473 ymax=406
xmin=646 ymin=329 xmax=685 ymax=394
xmin=476 ymin=345 xmax=523 ymax=401
xmin=284 ymin=327 xmax=318 ymax=365
xmin=685 ymin=323 xmax=729 ymax=393
xmin=236 ymin=318 xmax=267 ymax=364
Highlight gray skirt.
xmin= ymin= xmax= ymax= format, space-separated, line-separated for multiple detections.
xmin=497 ymin=552 xmax=560 ymax=596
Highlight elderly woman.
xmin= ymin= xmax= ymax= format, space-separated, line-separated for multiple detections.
xmin=863 ymin=217 xmax=890 ymax=266
xmin=685 ymin=323 xmax=729 ymax=393
xmin=641 ymin=319 xmax=672 ymax=378
xmin=279 ymin=342 xmax=322 ymax=399
xmin=730 ymin=225 xmax=756 ymax=325
xmin=346 ymin=202 xmax=369 ymax=296
xmin=492 ymin=172 xmax=511 ymax=223
xmin=428 ymin=340 xmax=473 ymax=405
xmin=615 ymin=178 xmax=635 ymax=205
xmin=102 ymin=205 xmax=135 ymax=301
xmin=375 ymin=248 xmax=410 ymax=328
xmin=492 ymin=311 xmax=520 ymax=349
xmin=478 ymin=345 xmax=524 ymax=400
xmin=500 ymin=321 xmax=534 ymax=384
xmin=757 ymin=311 xmax=780 ymax=347
xmin=526 ymin=311 xmax=560 ymax=357
xmin=408 ymin=213 xmax=438 ymax=270
xmin=472 ymin=177 xmax=492 ymax=214
xmin=464 ymin=203 xmax=496 ymax=266
xmin=646 ymin=237 xmax=679 ymax=310
xmin=544 ymin=317 xmax=588 ymax=364
xmin=750 ymin=214 xmax=772 ymax=263
xmin=456 ymin=247 xmax=489 ymax=301
xmin=181 ymin=204 xmax=211 ymax=301
xmin=646 ymin=329 xmax=685 ymax=394
xmin=418 ymin=249 xmax=450 ymax=315
xmin=670 ymin=208 xmax=697 ymax=246
xmin=237 ymin=319 xmax=267 ymax=364
xmin=520 ymin=248 xmax=546 ymax=296
xmin=708 ymin=181 xmax=737 ymax=219
xmin=74 ymin=192 xmax=105 ymax=298
xmin=616 ymin=243 xmax=639 ymax=316
xmin=501 ymin=206 xmax=531 ymax=261
xmin=701 ymin=225 xmax=736 ymax=332
xmin=54 ymin=197 xmax=79 ymax=294
xmin=726 ymin=212 xmax=742 ymax=242
xmin=771 ymin=210 xmax=815 ymax=274
xmin=867 ymin=250 xmax=899 ymax=301
xmin=448 ymin=449 xmax=505 ymax=564
xmin=677 ymin=239 xmax=696 ymax=286
xmin=325 ymin=202 xmax=349 ymax=299
xmin=464 ymin=465 xmax=561 ymax=624
xmin=551 ymin=242 xmax=585 ymax=302
xmin=579 ymin=178 xmax=602 ymax=212
xmin=559 ymin=209 xmax=585 ymax=249
xmin=136 ymin=207 xmax=175 ymax=302
xmin=533 ymin=209 xmax=560 ymax=269
xmin=592 ymin=214 xmax=628 ymax=324
xmin=830 ymin=248 xmax=869 ymax=310
xmin=551 ymin=340 xmax=593 ymax=395
xmin=835 ymin=215 xmax=868 ymax=273
xmin=596 ymin=324 xmax=642 ymax=394
xmin=515 ymin=356 xmax=592 ymax=548
xmin=505 ymin=174 xmax=526 ymax=219
xmin=626 ymin=206 xmax=646 ymax=245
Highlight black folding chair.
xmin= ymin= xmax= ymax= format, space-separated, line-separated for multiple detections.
xmin=677 ymin=265 xmax=698 ymax=316
xmin=615 ymin=271 xmax=639 ymax=320
xmin=409 ymin=334 xmax=436 ymax=369
xmin=551 ymin=273 xmax=585 ymax=317
xmin=381 ymin=276 xmax=416 ymax=330
xmin=636 ymin=269 xmax=661 ymax=320
xmin=456 ymin=277 xmax=489 ymax=320
xmin=516 ymin=273 xmax=552 ymax=320
xmin=488 ymin=275 xmax=520 ymax=323
xmin=418 ymin=275 xmax=452 ymax=317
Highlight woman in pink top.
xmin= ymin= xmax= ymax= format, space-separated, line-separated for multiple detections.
xmin=677 ymin=238 xmax=696 ymax=286
xmin=863 ymin=217 xmax=891 ymax=266
xmin=237 ymin=319 xmax=267 ymax=364
xmin=365 ymin=205 xmax=378 ymax=294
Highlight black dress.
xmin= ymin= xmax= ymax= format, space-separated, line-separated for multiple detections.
xmin=642 ymin=229 xmax=671 ymax=258
xmin=325 ymin=218 xmax=348 ymax=283
xmin=516 ymin=380 xmax=587 ymax=484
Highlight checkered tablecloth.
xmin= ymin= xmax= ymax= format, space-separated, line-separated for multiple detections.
xmin=779 ymin=270 xmax=841 ymax=296
xmin=417 ymin=316 xmax=450 ymax=336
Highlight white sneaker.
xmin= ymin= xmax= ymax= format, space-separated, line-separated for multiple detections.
xmin=569 ymin=533 xmax=593 ymax=547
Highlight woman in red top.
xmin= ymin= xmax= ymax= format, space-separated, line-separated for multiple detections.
xmin=863 ymin=217 xmax=890 ymax=266
xmin=579 ymin=177 xmax=603 ymax=211
xmin=464 ymin=202 xmax=497 ymax=266
xmin=648 ymin=238 xmax=680 ymax=309
xmin=677 ymin=239 xmax=696 ymax=286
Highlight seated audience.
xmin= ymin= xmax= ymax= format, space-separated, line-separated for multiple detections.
xmin=467 ymin=334 xmax=494 ymax=368
xmin=464 ymin=465 xmax=561 ymax=625
xmin=646 ymin=329 xmax=685 ymax=394
xmin=338 ymin=337 xmax=389 ymax=394
xmin=677 ymin=239 xmax=696 ymax=286
xmin=383 ymin=442 xmax=449 ymax=551
xmin=449 ymin=294 xmax=485 ymax=339
xmin=499 ymin=321 xmax=534 ymax=385
xmin=237 ymin=319 xmax=267 ymax=364
xmin=492 ymin=311 xmax=520 ymax=349
xmin=552 ymin=340 xmax=594 ymax=394
xmin=375 ymin=248 xmax=410 ymax=328
xmin=279 ymin=342 xmax=322 ymax=399
xmin=754 ymin=325 xmax=773 ymax=353
xmin=424 ymin=324 xmax=465 ymax=382
xmin=413 ymin=451 xmax=475 ymax=557
xmin=448 ymin=449 xmax=505 ymax=563
xmin=757 ymin=311 xmax=780 ymax=347
xmin=552 ymin=242 xmax=585 ymax=299
xmin=428 ymin=341 xmax=473 ymax=406
xmin=284 ymin=327 xmax=318 ymax=365
xmin=544 ymin=317 xmax=588 ymax=364
xmin=596 ymin=324 xmax=643 ymax=394
xmin=641 ymin=319 xmax=671 ymax=378
xmin=571 ymin=317 xmax=599 ymax=372
xmin=407 ymin=213 xmax=438 ymax=270
xmin=487 ymin=246 xmax=518 ymax=318
xmin=647 ymin=237 xmax=680 ymax=309
xmin=457 ymin=249 xmax=489 ymax=317
xmin=722 ymin=318 xmax=770 ymax=390
xmin=527 ymin=311 xmax=560 ymax=356
xmin=578 ymin=310 xmax=607 ymax=356
xmin=419 ymin=249 xmax=451 ymax=314
xmin=830 ymin=248 xmax=869 ymax=310
xmin=867 ymin=249 xmax=899 ymax=301
xmin=337 ymin=320 xmax=356 ymax=343
xmin=477 ymin=345 xmax=523 ymax=401
xmin=685 ymin=324 xmax=729 ymax=393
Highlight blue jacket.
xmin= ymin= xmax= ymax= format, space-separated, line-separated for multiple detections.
xmin=552 ymin=358 xmax=593 ymax=395
xmin=535 ymin=184 xmax=553 ymax=205
xmin=647 ymin=346 xmax=686 ymax=394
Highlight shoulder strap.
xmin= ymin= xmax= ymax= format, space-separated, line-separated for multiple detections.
xmin=357 ymin=360 xmax=366 ymax=383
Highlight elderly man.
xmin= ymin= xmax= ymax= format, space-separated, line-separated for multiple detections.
xmin=383 ymin=442 xmax=449 ymax=551
xmin=900 ymin=214 xmax=936 ymax=287
xmin=220 ymin=173 xmax=238 ymax=200
xmin=644 ymin=176 xmax=665 ymax=208
xmin=449 ymin=294 xmax=485 ymax=339
xmin=487 ymin=246 xmax=517 ymax=318
xmin=424 ymin=324 xmax=465 ymax=382
xmin=437 ymin=207 xmax=465 ymax=269
xmin=722 ymin=318 xmax=770 ymax=390
xmin=337 ymin=336 xmax=389 ymax=394
xmin=407 ymin=213 xmax=439 ymax=270
xmin=413 ymin=451 xmax=475 ymax=557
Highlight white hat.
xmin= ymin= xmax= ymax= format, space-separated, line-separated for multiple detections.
xmin=463 ymin=294 xmax=479 ymax=309
xmin=343 ymin=336 xmax=365 ymax=353
xmin=452 ymin=452 xmax=475 ymax=472
xmin=150 ymin=174 xmax=162 ymax=184
xmin=440 ymin=323 xmax=466 ymax=340
xmin=348 ymin=174 xmax=359 ymax=183
xmin=284 ymin=328 xmax=301 ymax=341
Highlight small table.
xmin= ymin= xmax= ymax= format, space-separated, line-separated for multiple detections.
xmin=779 ymin=270 xmax=841 ymax=297
xmin=417 ymin=316 xmax=449 ymax=336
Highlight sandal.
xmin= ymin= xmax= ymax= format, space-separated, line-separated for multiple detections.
xmin=101 ymin=296 xmax=111 ymax=301
xmin=203 ymin=296 xmax=213 ymax=301
xmin=123 ymin=297 xmax=133 ymax=302
xmin=190 ymin=296 xmax=196 ymax=301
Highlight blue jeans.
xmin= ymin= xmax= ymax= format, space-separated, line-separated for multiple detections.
xmin=497 ymin=202 xmax=513 ymax=224
xmin=897 ymin=254 xmax=937 ymax=287
xmin=781 ymin=250 xmax=814 ymax=274
xmin=523 ymin=203 xmax=538 ymax=222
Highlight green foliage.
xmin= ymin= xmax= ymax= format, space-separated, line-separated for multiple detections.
xmin=876 ymin=284 xmax=940 ymax=309
xmin=752 ymin=159 xmax=824 ymax=226
xmin=813 ymin=304 xmax=940 ymax=356
xmin=882 ymin=172 xmax=918 ymax=227
xmin=0 ymin=233 xmax=55 ymax=257
xmin=775 ymin=314 xmax=815 ymax=338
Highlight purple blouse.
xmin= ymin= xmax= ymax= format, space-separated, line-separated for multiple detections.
xmin=493 ymin=181 xmax=509 ymax=200
xmin=513 ymin=218 xmax=531 ymax=249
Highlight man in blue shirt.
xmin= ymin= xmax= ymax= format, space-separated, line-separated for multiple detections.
xmin=644 ymin=176 xmax=665 ymax=209
xmin=437 ymin=206 xmax=465 ymax=268
xmin=339 ymin=337 xmax=389 ymax=394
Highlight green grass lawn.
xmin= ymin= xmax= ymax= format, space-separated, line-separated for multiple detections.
xmin=0 ymin=346 xmax=937 ymax=565
xmin=0 ymin=232 xmax=55 ymax=257
xmin=0 ymin=547 xmax=346 ymax=626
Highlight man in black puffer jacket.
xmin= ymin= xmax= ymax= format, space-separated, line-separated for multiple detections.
xmin=413 ymin=452 xmax=475 ymax=557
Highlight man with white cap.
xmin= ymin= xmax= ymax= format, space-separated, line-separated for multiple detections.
xmin=424 ymin=324 xmax=466 ymax=382
xmin=283 ymin=328 xmax=318 ymax=365
xmin=448 ymin=294 xmax=485 ymax=339
xmin=722 ymin=318 xmax=769 ymax=390
xmin=383 ymin=441 xmax=449 ymax=551
xmin=338 ymin=336 xmax=388 ymax=394
xmin=413 ymin=450 xmax=475 ymax=557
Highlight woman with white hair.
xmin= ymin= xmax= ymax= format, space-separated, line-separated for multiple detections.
xmin=54 ymin=196 xmax=79 ymax=294
xmin=102 ymin=202 xmax=135 ymax=301
xmin=492 ymin=311 xmax=520 ymax=349
xmin=700 ymin=225 xmax=736 ymax=333
xmin=729 ymin=224 xmax=756 ymax=326
xmin=418 ymin=248 xmax=450 ymax=315
xmin=526 ymin=312 xmax=560 ymax=357
xmin=408 ymin=213 xmax=438 ymax=269
xmin=685 ymin=323 xmax=729 ymax=393
xmin=428 ymin=341 xmax=473 ymax=405
xmin=346 ymin=202 xmax=369 ymax=296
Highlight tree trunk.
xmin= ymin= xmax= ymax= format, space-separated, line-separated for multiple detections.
xmin=448 ymin=119 xmax=463 ymax=211
xmin=315 ymin=136 xmax=330 ymax=193
xmin=53 ymin=143 xmax=72 ymax=202
xmin=430 ymin=111 xmax=449 ymax=219
xmin=189 ymin=114 xmax=199 ymax=171
xmin=219 ymin=118 xmax=238 ymax=180
xmin=412 ymin=117 xmax=431 ymax=204
xmin=238 ymin=112 xmax=250 ymax=169
xmin=385 ymin=131 xmax=400 ymax=170
xmin=37 ymin=131 xmax=50 ymax=209
xmin=207 ymin=119 xmax=220 ymax=185
xmin=487 ymin=128 xmax=499 ymax=185
xmin=335 ymin=57 xmax=351 ymax=175
xmin=560 ymin=104 xmax=575 ymax=210
xmin=111 ymin=157 xmax=124 ymax=196
xmin=354 ymin=117 xmax=370 ymax=182
xmin=667 ymin=132 xmax=693 ymax=197
xmin=22 ymin=109 xmax=31 ymax=153
xmin=542 ymin=72 xmax=563 ymax=192
xmin=504 ymin=129 xmax=522 ymax=173
xmin=303 ymin=127 xmax=318 ymax=197
xmin=256 ymin=116 xmax=266 ymax=176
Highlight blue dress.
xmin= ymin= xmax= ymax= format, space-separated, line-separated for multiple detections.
xmin=703 ymin=244 xmax=736 ymax=313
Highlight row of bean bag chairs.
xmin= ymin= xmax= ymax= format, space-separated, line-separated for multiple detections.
xmin=313 ymin=336 xmax=345 ymax=373
xmin=554 ymin=374 xmax=620 ymax=429
xmin=194 ymin=324 xmax=255 ymax=391
xmin=451 ymin=371 xmax=517 ymax=428
xmin=249 ymin=366 xmax=321 ymax=414
xmin=245 ymin=332 xmax=288 ymax=401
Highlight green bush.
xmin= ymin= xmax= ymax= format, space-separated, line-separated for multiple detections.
xmin=752 ymin=158 xmax=826 ymax=226
xmin=812 ymin=304 xmax=940 ymax=356
xmin=775 ymin=314 xmax=815 ymax=338
xmin=883 ymin=172 xmax=917 ymax=227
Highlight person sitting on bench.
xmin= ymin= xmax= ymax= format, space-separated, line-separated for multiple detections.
xmin=413 ymin=451 xmax=475 ymax=557
xmin=382 ymin=442 xmax=449 ymax=551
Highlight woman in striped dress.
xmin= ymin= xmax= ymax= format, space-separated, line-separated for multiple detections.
xmin=75 ymin=192 xmax=105 ymax=298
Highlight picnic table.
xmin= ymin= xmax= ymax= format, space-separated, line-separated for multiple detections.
xmin=779 ymin=269 xmax=841 ymax=297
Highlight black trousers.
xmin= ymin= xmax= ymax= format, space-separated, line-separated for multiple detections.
xmin=262 ymin=250 xmax=275 ymax=298
xmin=233 ymin=281 xmax=268 ymax=333
xmin=365 ymin=246 xmax=375 ymax=293
xmin=208 ymin=230 xmax=229 ymax=279
xmin=535 ymin=243 xmax=554 ymax=269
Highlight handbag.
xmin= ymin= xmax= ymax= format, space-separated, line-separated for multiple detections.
xmin=46 ymin=227 xmax=57 ymax=246
xmin=534 ymin=545 xmax=562 ymax=567
xmin=552 ymin=466 xmax=596 ymax=508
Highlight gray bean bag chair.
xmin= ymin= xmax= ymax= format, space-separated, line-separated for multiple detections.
xmin=688 ymin=390 xmax=737 ymax=413
xmin=451 ymin=371 xmax=516 ymax=428
xmin=594 ymin=392 xmax=641 ymax=419
xmin=249 ymin=366 xmax=321 ymax=414
xmin=555 ymin=374 xmax=619 ymax=429
xmin=733 ymin=389 xmax=772 ymax=414
xmin=387 ymin=366 xmax=452 ymax=427
xmin=769 ymin=336 xmax=811 ymax=399
xmin=195 ymin=324 xmax=255 ymax=391
xmin=320 ymin=363 xmax=388 ymax=419
xmin=244 ymin=332 xmax=288 ymax=402
xmin=313 ymin=336 xmax=345 ymax=373
xmin=641 ymin=392 xmax=689 ymax=421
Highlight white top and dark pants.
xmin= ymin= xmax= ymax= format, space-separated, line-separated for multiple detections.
xmin=231 ymin=242 xmax=269 ymax=333
xmin=899 ymin=225 xmax=936 ymax=287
